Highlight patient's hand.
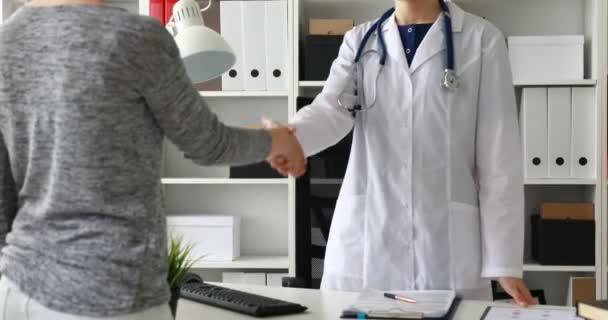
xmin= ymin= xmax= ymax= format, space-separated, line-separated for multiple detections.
xmin=264 ymin=119 xmax=306 ymax=177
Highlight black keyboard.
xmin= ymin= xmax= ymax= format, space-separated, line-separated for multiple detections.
xmin=180 ymin=282 xmax=308 ymax=317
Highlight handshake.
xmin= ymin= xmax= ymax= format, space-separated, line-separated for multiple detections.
xmin=263 ymin=119 xmax=307 ymax=177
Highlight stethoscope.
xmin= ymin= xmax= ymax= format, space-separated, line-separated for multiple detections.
xmin=338 ymin=0 xmax=459 ymax=113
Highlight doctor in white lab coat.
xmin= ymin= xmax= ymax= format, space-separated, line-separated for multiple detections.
xmin=270 ymin=0 xmax=535 ymax=305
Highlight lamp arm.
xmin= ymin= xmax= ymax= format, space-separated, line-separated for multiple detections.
xmin=166 ymin=15 xmax=177 ymax=36
xmin=166 ymin=0 xmax=209 ymax=28
xmin=166 ymin=0 xmax=210 ymax=37
xmin=200 ymin=0 xmax=212 ymax=12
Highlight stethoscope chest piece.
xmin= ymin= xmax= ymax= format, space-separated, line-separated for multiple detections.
xmin=340 ymin=0 xmax=459 ymax=114
xmin=441 ymin=69 xmax=460 ymax=90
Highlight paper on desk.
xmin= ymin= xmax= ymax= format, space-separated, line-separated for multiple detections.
xmin=346 ymin=290 xmax=456 ymax=318
xmin=482 ymin=306 xmax=582 ymax=320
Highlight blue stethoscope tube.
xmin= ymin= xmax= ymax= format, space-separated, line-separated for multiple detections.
xmin=353 ymin=0 xmax=458 ymax=91
xmin=353 ymin=7 xmax=395 ymax=66
xmin=439 ymin=0 xmax=454 ymax=71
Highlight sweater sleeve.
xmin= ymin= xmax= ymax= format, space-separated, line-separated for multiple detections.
xmin=137 ymin=22 xmax=271 ymax=166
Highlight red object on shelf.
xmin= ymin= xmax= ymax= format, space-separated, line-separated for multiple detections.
xmin=165 ymin=0 xmax=179 ymax=25
xmin=149 ymin=0 xmax=165 ymax=24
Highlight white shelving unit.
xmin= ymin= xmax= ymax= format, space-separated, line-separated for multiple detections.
xmin=301 ymin=80 xmax=601 ymax=88
xmin=200 ymin=91 xmax=289 ymax=98
xmin=524 ymin=178 xmax=597 ymax=186
xmin=299 ymin=81 xmax=326 ymax=88
xmin=523 ymin=263 xmax=597 ymax=273
xmin=161 ymin=178 xmax=289 ymax=185
xmin=513 ymin=79 xmax=598 ymax=87
xmin=189 ymin=256 xmax=290 ymax=270
xmin=134 ymin=0 xmax=297 ymax=280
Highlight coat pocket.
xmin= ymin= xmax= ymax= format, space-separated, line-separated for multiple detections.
xmin=449 ymin=202 xmax=484 ymax=290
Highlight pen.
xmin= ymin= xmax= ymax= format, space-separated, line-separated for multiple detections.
xmin=383 ymin=293 xmax=417 ymax=304
xmin=340 ymin=312 xmax=375 ymax=319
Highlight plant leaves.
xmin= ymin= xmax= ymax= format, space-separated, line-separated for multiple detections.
xmin=167 ymin=233 xmax=202 ymax=289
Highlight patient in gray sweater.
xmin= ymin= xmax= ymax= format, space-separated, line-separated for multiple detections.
xmin=0 ymin=2 xmax=304 ymax=318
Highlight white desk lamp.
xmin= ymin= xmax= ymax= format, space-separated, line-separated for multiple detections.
xmin=166 ymin=0 xmax=235 ymax=83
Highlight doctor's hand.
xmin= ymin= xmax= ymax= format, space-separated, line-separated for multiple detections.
xmin=498 ymin=277 xmax=536 ymax=307
xmin=264 ymin=119 xmax=306 ymax=177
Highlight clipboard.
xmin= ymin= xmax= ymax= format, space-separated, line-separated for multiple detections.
xmin=340 ymin=291 xmax=462 ymax=320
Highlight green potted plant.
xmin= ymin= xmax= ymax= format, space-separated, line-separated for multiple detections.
xmin=167 ymin=235 xmax=199 ymax=317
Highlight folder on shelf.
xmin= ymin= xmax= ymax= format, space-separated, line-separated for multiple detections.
xmin=194 ymin=0 xmax=222 ymax=91
xmin=164 ymin=0 xmax=178 ymax=27
xmin=571 ymin=87 xmax=595 ymax=179
xmin=149 ymin=0 xmax=165 ymax=24
xmin=521 ymin=87 xmax=548 ymax=178
xmin=241 ymin=1 xmax=267 ymax=91
xmin=220 ymin=0 xmax=244 ymax=91
xmin=264 ymin=0 xmax=288 ymax=91
xmin=548 ymin=87 xmax=572 ymax=178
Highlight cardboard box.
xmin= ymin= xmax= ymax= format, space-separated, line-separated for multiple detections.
xmin=309 ymin=19 xmax=354 ymax=35
xmin=531 ymin=214 xmax=594 ymax=265
xmin=540 ymin=202 xmax=594 ymax=221
xmin=567 ymin=277 xmax=595 ymax=306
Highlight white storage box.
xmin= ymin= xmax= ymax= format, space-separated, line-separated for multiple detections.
xmin=508 ymin=36 xmax=584 ymax=82
xmin=266 ymin=273 xmax=288 ymax=287
xmin=222 ymin=272 xmax=267 ymax=285
xmin=167 ymin=215 xmax=240 ymax=261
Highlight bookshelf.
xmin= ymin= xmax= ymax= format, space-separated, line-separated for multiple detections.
xmin=199 ymin=91 xmax=290 ymax=98
xmin=189 ymin=256 xmax=290 ymax=270
xmin=301 ymin=80 xmax=601 ymax=88
xmin=161 ymin=178 xmax=289 ymax=185
xmin=148 ymin=0 xmax=298 ymax=279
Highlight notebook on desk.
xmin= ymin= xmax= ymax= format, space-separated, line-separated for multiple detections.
xmin=341 ymin=290 xmax=459 ymax=319
xmin=481 ymin=305 xmax=581 ymax=320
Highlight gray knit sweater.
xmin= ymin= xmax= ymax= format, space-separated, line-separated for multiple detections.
xmin=0 ymin=4 xmax=271 ymax=317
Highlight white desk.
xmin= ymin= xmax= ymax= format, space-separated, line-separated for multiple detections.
xmin=175 ymin=284 xmax=568 ymax=320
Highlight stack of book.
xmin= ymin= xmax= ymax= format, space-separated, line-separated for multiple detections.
xmin=578 ymin=300 xmax=608 ymax=320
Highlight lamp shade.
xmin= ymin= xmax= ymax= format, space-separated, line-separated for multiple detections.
xmin=171 ymin=0 xmax=235 ymax=83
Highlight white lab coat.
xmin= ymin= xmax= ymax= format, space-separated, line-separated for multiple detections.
xmin=291 ymin=2 xmax=524 ymax=292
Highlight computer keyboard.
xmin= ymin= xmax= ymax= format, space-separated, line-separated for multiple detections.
xmin=180 ymin=282 xmax=308 ymax=317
